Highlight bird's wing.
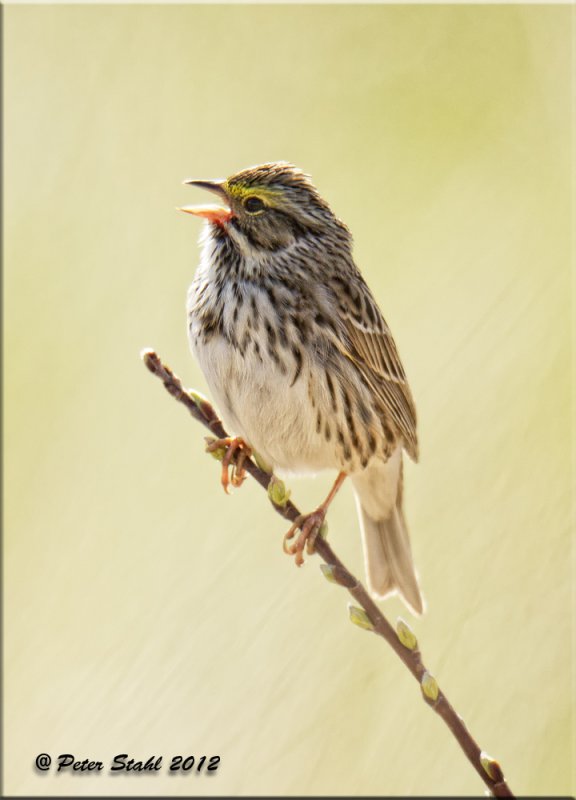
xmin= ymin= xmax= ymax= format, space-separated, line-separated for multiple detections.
xmin=334 ymin=289 xmax=419 ymax=461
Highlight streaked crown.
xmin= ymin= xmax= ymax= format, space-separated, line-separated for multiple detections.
xmin=183 ymin=162 xmax=350 ymax=254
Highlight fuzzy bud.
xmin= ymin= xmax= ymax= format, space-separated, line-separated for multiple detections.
xmin=204 ymin=437 xmax=226 ymax=461
xmin=252 ymin=451 xmax=273 ymax=474
xmin=190 ymin=390 xmax=218 ymax=422
xmin=267 ymin=476 xmax=291 ymax=507
xmin=396 ymin=617 xmax=418 ymax=650
xmin=348 ymin=604 xmax=375 ymax=631
xmin=480 ymin=752 xmax=504 ymax=783
xmin=421 ymin=671 xmax=439 ymax=703
xmin=320 ymin=563 xmax=338 ymax=584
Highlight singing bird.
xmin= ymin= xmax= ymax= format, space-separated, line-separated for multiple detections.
xmin=182 ymin=162 xmax=423 ymax=614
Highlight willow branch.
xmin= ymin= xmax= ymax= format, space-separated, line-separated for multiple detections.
xmin=141 ymin=348 xmax=514 ymax=798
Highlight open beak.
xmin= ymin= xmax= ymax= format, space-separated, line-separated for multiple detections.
xmin=179 ymin=178 xmax=233 ymax=224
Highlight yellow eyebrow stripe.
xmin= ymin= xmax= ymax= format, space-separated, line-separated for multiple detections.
xmin=224 ymin=182 xmax=281 ymax=206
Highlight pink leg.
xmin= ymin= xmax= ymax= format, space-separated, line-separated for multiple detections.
xmin=283 ymin=472 xmax=347 ymax=566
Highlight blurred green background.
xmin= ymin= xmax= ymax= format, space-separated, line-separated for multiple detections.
xmin=4 ymin=4 xmax=572 ymax=797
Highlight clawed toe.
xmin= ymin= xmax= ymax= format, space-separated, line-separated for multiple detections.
xmin=205 ymin=437 xmax=252 ymax=493
xmin=281 ymin=473 xmax=347 ymax=568
xmin=283 ymin=510 xmax=326 ymax=567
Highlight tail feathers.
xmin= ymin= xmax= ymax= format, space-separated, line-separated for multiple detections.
xmin=356 ymin=501 xmax=424 ymax=616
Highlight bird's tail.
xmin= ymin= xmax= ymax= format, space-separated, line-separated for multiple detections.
xmin=352 ymin=454 xmax=424 ymax=615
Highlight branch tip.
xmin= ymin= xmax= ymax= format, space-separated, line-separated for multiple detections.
xmin=141 ymin=348 xmax=160 ymax=372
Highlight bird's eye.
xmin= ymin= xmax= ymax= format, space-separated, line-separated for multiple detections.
xmin=244 ymin=196 xmax=265 ymax=214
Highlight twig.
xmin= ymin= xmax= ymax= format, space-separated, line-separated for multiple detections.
xmin=142 ymin=348 xmax=514 ymax=798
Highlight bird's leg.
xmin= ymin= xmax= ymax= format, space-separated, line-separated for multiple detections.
xmin=205 ymin=437 xmax=252 ymax=494
xmin=283 ymin=472 xmax=347 ymax=567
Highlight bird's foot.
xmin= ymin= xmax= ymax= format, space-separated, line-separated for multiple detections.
xmin=205 ymin=437 xmax=252 ymax=494
xmin=283 ymin=509 xmax=327 ymax=568
xmin=282 ymin=472 xmax=347 ymax=567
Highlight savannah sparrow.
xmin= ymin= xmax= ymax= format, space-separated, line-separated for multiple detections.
xmin=181 ymin=162 xmax=423 ymax=615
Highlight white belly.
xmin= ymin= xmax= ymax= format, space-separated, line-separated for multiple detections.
xmin=190 ymin=334 xmax=338 ymax=474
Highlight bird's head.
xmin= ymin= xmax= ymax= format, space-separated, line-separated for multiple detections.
xmin=180 ymin=162 xmax=348 ymax=253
